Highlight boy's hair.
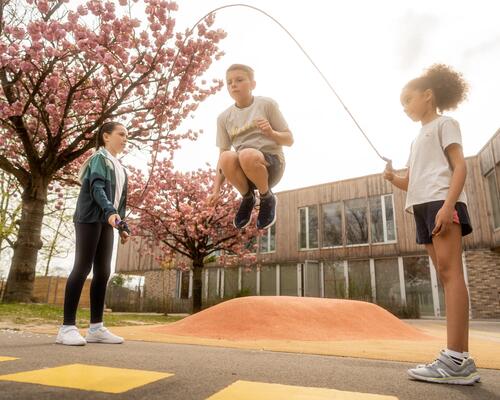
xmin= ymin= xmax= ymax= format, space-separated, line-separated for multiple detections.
xmin=226 ymin=64 xmax=254 ymax=80
xmin=406 ymin=64 xmax=469 ymax=112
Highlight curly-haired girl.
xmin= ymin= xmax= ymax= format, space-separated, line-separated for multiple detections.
xmin=384 ymin=64 xmax=480 ymax=385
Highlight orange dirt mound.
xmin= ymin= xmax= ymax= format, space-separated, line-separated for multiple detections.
xmin=151 ymin=296 xmax=431 ymax=341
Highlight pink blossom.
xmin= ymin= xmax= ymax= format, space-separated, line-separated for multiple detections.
xmin=37 ymin=1 xmax=49 ymax=13
xmin=77 ymin=5 xmax=88 ymax=16
xmin=20 ymin=61 xmax=33 ymax=72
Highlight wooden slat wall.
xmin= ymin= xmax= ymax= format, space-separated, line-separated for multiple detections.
xmin=116 ymin=236 xmax=159 ymax=274
xmin=32 ymin=276 xmax=91 ymax=307
xmin=476 ymin=129 xmax=500 ymax=249
xmin=116 ymin=235 xmax=181 ymax=274
xmin=463 ymin=157 xmax=494 ymax=249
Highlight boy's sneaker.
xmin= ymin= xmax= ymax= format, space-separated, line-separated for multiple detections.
xmin=257 ymin=192 xmax=278 ymax=230
xmin=85 ymin=327 xmax=124 ymax=344
xmin=407 ymin=350 xmax=480 ymax=385
xmin=234 ymin=191 xmax=256 ymax=229
xmin=56 ymin=326 xmax=86 ymax=346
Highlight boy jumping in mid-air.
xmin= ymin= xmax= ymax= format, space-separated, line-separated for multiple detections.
xmin=208 ymin=64 xmax=293 ymax=230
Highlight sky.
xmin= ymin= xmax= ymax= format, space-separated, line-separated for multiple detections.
xmin=162 ymin=0 xmax=500 ymax=192
xmin=3 ymin=0 xmax=500 ymax=278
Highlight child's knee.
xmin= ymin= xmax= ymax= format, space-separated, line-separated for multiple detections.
xmin=219 ymin=151 xmax=238 ymax=168
xmin=435 ymin=258 xmax=462 ymax=283
xmin=80 ymin=265 xmax=93 ymax=278
xmin=238 ymin=149 xmax=263 ymax=168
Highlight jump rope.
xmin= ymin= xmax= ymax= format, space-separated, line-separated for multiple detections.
xmin=117 ymin=3 xmax=391 ymax=236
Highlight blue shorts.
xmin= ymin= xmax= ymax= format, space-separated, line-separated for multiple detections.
xmin=413 ymin=201 xmax=473 ymax=244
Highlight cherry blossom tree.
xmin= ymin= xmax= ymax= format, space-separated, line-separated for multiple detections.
xmin=128 ymin=161 xmax=260 ymax=312
xmin=0 ymin=0 xmax=226 ymax=301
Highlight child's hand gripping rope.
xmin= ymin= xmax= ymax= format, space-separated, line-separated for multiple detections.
xmin=382 ymin=158 xmax=394 ymax=181
xmin=115 ymin=219 xmax=131 ymax=244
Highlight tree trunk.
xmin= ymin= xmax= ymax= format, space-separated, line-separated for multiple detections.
xmin=192 ymin=259 xmax=204 ymax=313
xmin=3 ymin=184 xmax=46 ymax=302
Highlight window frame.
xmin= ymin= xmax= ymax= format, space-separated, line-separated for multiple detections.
xmin=370 ymin=193 xmax=398 ymax=245
xmin=344 ymin=198 xmax=369 ymax=247
xmin=298 ymin=205 xmax=319 ymax=250
xmin=320 ymin=201 xmax=344 ymax=248
xmin=259 ymin=224 xmax=277 ymax=254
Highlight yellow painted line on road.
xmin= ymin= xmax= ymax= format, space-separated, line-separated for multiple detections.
xmin=0 ymin=363 xmax=173 ymax=394
xmin=206 ymin=380 xmax=399 ymax=400
xmin=0 ymin=356 xmax=18 ymax=362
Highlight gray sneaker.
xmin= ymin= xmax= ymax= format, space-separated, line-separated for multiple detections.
xmin=408 ymin=350 xmax=481 ymax=385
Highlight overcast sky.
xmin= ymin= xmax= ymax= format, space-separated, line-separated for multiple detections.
xmin=164 ymin=0 xmax=500 ymax=192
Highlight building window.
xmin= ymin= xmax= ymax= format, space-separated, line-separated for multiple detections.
xmin=486 ymin=169 xmax=500 ymax=229
xmin=259 ymin=224 xmax=276 ymax=253
xmin=347 ymin=260 xmax=371 ymax=301
xmin=323 ymin=261 xmax=346 ymax=299
xmin=302 ymin=261 xmax=321 ymax=297
xmin=245 ymin=236 xmax=257 ymax=254
xmin=260 ymin=265 xmax=277 ymax=295
xmin=370 ymin=194 xmax=396 ymax=243
xmin=345 ymin=198 xmax=368 ymax=245
xmin=279 ymin=263 xmax=298 ymax=296
xmin=403 ymin=257 xmax=433 ymax=316
xmin=374 ymin=258 xmax=401 ymax=307
xmin=299 ymin=206 xmax=319 ymax=249
xmin=322 ymin=202 xmax=343 ymax=247
xmin=241 ymin=267 xmax=257 ymax=296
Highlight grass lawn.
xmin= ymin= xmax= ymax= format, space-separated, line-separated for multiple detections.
xmin=0 ymin=303 xmax=184 ymax=328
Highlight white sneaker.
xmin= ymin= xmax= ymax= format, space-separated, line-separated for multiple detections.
xmin=56 ymin=326 xmax=86 ymax=346
xmin=85 ymin=327 xmax=124 ymax=344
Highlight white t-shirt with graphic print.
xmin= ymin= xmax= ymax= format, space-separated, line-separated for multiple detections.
xmin=405 ymin=115 xmax=467 ymax=212
xmin=216 ymin=96 xmax=291 ymax=164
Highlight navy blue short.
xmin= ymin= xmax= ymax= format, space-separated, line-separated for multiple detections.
xmin=413 ymin=201 xmax=473 ymax=244
xmin=247 ymin=152 xmax=284 ymax=191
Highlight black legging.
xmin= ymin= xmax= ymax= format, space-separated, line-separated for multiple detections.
xmin=63 ymin=222 xmax=114 ymax=325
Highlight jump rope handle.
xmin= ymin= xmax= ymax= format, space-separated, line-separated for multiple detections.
xmin=114 ymin=218 xmax=131 ymax=236
xmin=382 ymin=157 xmax=393 ymax=171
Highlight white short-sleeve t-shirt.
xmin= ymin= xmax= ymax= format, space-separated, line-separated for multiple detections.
xmin=216 ymin=96 xmax=291 ymax=163
xmin=103 ymin=148 xmax=126 ymax=210
xmin=405 ymin=115 xmax=467 ymax=212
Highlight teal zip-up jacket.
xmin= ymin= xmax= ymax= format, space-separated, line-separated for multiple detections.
xmin=74 ymin=148 xmax=128 ymax=224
